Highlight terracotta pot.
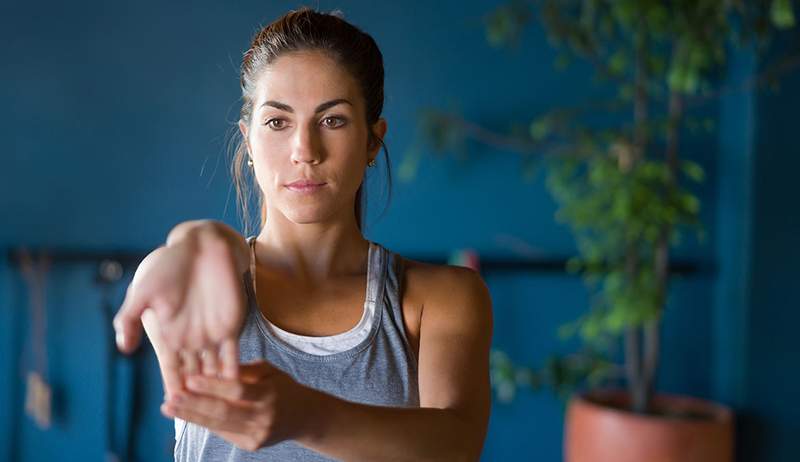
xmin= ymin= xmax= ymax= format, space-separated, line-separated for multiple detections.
xmin=564 ymin=389 xmax=734 ymax=462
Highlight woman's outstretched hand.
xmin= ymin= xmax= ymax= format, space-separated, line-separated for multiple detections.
xmin=160 ymin=360 xmax=327 ymax=452
xmin=112 ymin=221 xmax=250 ymax=398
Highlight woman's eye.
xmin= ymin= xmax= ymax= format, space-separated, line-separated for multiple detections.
xmin=322 ymin=116 xmax=346 ymax=129
xmin=264 ymin=117 xmax=346 ymax=130
xmin=265 ymin=118 xmax=286 ymax=130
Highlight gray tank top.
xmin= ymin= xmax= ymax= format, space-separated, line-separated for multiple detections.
xmin=174 ymin=238 xmax=420 ymax=461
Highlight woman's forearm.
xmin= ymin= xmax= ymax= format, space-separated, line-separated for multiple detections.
xmin=295 ymin=390 xmax=482 ymax=462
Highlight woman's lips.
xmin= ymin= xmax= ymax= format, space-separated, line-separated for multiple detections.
xmin=285 ymin=183 xmax=327 ymax=193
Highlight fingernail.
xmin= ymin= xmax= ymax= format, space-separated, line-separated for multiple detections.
xmin=115 ymin=331 xmax=126 ymax=349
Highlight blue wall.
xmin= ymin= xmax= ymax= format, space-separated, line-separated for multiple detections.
xmin=738 ymin=31 xmax=800 ymax=462
xmin=1 ymin=1 xmax=795 ymax=461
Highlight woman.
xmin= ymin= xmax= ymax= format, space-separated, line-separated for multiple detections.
xmin=113 ymin=7 xmax=493 ymax=461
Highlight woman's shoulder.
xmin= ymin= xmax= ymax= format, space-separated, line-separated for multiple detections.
xmin=395 ymin=253 xmax=492 ymax=319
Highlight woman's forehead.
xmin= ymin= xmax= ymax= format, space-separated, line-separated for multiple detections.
xmin=254 ymin=51 xmax=361 ymax=109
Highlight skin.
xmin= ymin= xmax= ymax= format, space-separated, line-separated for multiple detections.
xmin=139 ymin=50 xmax=493 ymax=460
xmin=240 ymin=50 xmax=386 ymax=284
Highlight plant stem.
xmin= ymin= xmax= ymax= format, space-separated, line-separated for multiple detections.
xmin=642 ymin=86 xmax=685 ymax=412
xmin=625 ymin=17 xmax=651 ymax=414
xmin=633 ymin=27 xmax=649 ymax=161
xmin=625 ymin=326 xmax=646 ymax=412
xmin=623 ymin=240 xmax=647 ymax=412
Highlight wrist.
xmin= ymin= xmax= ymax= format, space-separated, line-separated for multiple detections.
xmin=166 ymin=220 xmax=249 ymax=276
xmin=165 ymin=219 xmax=219 ymax=247
xmin=294 ymin=386 xmax=343 ymax=447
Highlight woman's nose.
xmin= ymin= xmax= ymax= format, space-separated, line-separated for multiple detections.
xmin=290 ymin=124 xmax=322 ymax=165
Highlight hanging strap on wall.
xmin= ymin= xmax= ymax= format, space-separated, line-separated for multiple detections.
xmin=97 ymin=259 xmax=135 ymax=462
xmin=18 ymin=249 xmax=52 ymax=431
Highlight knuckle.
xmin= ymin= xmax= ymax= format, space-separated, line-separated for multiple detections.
xmin=149 ymin=293 xmax=172 ymax=311
xmin=163 ymin=335 xmax=182 ymax=351
xmin=197 ymin=231 xmax=230 ymax=258
xmin=231 ymin=384 xmax=245 ymax=400
xmin=185 ymin=335 xmax=203 ymax=351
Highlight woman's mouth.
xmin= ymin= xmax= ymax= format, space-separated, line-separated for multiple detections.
xmin=285 ymin=182 xmax=327 ymax=194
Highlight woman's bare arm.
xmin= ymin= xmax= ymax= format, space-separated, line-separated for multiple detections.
xmin=295 ymin=265 xmax=494 ymax=461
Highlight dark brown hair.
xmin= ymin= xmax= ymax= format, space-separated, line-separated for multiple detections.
xmin=230 ymin=6 xmax=392 ymax=237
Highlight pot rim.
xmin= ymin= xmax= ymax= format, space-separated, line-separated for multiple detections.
xmin=569 ymin=388 xmax=734 ymax=424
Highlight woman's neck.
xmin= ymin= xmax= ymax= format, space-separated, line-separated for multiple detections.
xmin=255 ymin=213 xmax=369 ymax=283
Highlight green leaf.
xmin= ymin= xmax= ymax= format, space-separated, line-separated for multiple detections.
xmin=771 ymin=0 xmax=796 ymax=29
xmin=605 ymin=307 xmax=627 ymax=333
xmin=680 ymin=192 xmax=700 ymax=215
xmin=566 ymin=256 xmax=584 ymax=273
xmin=667 ymin=66 xmax=684 ymax=92
xmin=681 ymin=160 xmax=705 ymax=182
xmin=484 ymin=2 xmax=533 ymax=47
xmin=530 ymin=117 xmax=552 ymax=141
xmin=608 ymin=50 xmax=628 ymax=76
xmin=554 ymin=53 xmax=572 ymax=70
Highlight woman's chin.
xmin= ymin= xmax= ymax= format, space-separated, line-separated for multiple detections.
xmin=283 ymin=206 xmax=337 ymax=224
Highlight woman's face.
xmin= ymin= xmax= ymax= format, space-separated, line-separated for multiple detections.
xmin=239 ymin=50 xmax=386 ymax=226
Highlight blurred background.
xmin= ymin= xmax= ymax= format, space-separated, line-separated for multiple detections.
xmin=1 ymin=0 xmax=798 ymax=461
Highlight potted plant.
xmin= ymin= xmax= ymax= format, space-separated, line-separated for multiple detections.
xmin=401 ymin=1 xmax=798 ymax=460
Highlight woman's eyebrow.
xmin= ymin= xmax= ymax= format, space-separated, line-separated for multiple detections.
xmin=259 ymin=98 xmax=352 ymax=114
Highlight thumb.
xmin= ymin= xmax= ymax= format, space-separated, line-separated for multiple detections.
xmin=113 ymin=290 xmax=146 ymax=354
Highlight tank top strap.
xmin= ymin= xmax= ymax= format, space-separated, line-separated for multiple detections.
xmin=377 ymin=245 xmax=419 ymax=370
xmin=366 ymin=239 xmax=386 ymax=305
xmin=246 ymin=235 xmax=256 ymax=278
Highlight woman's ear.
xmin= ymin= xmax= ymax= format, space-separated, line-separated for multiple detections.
xmin=368 ymin=118 xmax=388 ymax=157
xmin=238 ymin=120 xmax=251 ymax=155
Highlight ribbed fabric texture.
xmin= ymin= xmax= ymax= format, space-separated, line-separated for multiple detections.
xmin=174 ymin=238 xmax=419 ymax=461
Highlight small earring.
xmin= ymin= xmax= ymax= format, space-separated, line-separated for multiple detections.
xmin=247 ymin=158 xmax=254 ymax=167
xmin=368 ymin=158 xmax=376 ymax=167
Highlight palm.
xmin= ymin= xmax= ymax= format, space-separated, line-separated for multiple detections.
xmin=115 ymin=234 xmax=248 ymax=393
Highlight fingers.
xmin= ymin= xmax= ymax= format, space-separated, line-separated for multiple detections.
xmin=172 ymin=361 xmax=277 ymax=405
xmin=219 ymin=338 xmax=240 ymax=380
xmin=159 ymin=349 xmax=184 ymax=401
xmin=161 ymin=398 xmax=264 ymax=452
xmin=180 ymin=342 xmax=233 ymax=378
xmin=184 ymin=374 xmax=261 ymax=402
xmin=180 ymin=350 xmax=201 ymax=376
xmin=156 ymin=337 xmax=239 ymax=402
xmin=200 ymin=348 xmax=219 ymax=377
xmin=161 ymin=394 xmax=247 ymax=434
xmin=113 ymin=291 xmax=145 ymax=354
